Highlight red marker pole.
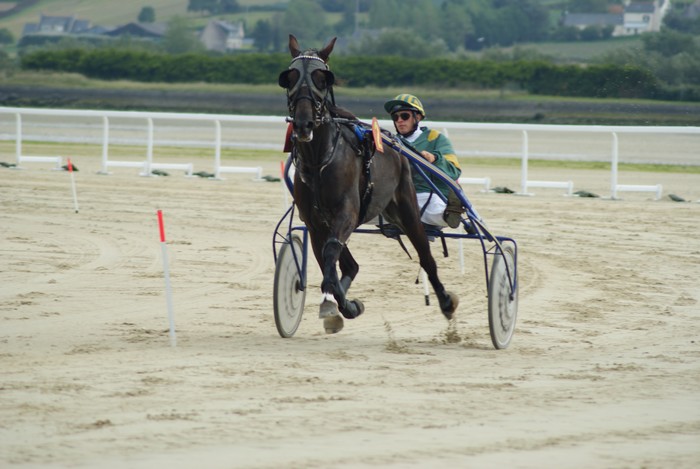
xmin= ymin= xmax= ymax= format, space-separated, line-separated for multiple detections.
xmin=68 ymin=158 xmax=79 ymax=213
xmin=280 ymin=160 xmax=288 ymax=208
xmin=157 ymin=210 xmax=176 ymax=347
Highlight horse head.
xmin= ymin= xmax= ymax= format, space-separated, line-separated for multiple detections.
xmin=278 ymin=35 xmax=336 ymax=143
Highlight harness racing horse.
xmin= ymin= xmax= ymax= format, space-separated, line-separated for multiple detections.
xmin=278 ymin=34 xmax=458 ymax=334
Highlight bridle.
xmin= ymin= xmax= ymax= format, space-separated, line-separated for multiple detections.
xmin=279 ymin=53 xmax=336 ymax=127
xmin=278 ymin=46 xmax=375 ymax=226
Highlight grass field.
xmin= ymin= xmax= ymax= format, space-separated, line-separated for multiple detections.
xmin=3 ymin=70 xmax=698 ymax=126
xmin=510 ymin=36 xmax=644 ymax=63
xmin=6 ymin=69 xmax=685 ymax=106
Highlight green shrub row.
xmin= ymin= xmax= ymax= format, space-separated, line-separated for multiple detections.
xmin=21 ymin=49 xmax=287 ymax=84
xmin=21 ymin=49 xmax=668 ymax=100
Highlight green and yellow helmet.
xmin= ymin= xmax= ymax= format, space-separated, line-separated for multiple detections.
xmin=383 ymin=94 xmax=425 ymax=117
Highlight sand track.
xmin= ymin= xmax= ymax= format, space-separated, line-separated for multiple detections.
xmin=1 ymin=156 xmax=699 ymax=468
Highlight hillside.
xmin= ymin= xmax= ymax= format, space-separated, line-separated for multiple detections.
xmin=2 ymin=0 xmax=698 ymax=119
xmin=0 ymin=0 xmax=281 ymax=37
xmin=0 ymin=0 xmax=674 ymax=61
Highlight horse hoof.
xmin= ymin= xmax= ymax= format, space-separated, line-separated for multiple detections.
xmin=319 ymin=294 xmax=339 ymax=318
xmin=441 ymin=291 xmax=459 ymax=320
xmin=324 ymin=315 xmax=344 ymax=334
xmin=340 ymin=299 xmax=364 ymax=319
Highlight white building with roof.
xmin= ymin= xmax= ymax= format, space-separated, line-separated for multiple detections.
xmin=199 ymin=20 xmax=245 ymax=52
xmin=562 ymin=1 xmax=671 ymax=36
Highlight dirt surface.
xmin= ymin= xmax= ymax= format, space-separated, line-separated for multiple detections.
xmin=1 ymin=153 xmax=699 ymax=468
xmin=2 ymin=84 xmax=700 ymax=125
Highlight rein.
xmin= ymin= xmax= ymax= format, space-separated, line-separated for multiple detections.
xmin=290 ymin=119 xmax=344 ymax=172
xmin=291 ymin=118 xmax=376 ymax=227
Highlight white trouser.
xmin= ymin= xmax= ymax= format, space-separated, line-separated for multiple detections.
xmin=365 ymin=192 xmax=446 ymax=227
xmin=416 ymin=192 xmax=447 ymax=227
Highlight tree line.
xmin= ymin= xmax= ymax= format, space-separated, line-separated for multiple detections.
xmin=21 ymin=47 xmax=686 ymax=101
xmin=251 ymin=0 xmax=700 ymax=54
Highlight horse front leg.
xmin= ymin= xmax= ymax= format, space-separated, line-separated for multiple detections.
xmin=319 ymin=238 xmax=364 ymax=323
xmin=338 ymin=246 xmax=359 ymax=301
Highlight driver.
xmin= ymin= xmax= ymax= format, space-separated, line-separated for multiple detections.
xmin=384 ymin=94 xmax=462 ymax=228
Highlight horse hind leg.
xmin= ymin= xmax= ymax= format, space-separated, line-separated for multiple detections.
xmin=419 ymin=249 xmax=459 ymax=320
xmin=393 ymin=204 xmax=459 ymax=320
xmin=438 ymin=286 xmax=459 ymax=320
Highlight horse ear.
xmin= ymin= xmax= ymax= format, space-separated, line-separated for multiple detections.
xmin=318 ymin=37 xmax=337 ymax=63
xmin=289 ymin=34 xmax=301 ymax=58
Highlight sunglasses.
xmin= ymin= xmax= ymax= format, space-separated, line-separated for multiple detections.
xmin=392 ymin=112 xmax=412 ymax=122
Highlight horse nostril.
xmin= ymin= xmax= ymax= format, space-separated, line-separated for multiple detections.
xmin=293 ymin=119 xmax=314 ymax=142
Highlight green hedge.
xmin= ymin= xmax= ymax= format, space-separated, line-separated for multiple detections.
xmin=21 ymin=48 xmax=670 ymax=100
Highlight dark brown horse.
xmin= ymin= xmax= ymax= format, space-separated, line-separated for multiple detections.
xmin=278 ymin=35 xmax=458 ymax=333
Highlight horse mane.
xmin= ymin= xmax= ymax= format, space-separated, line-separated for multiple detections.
xmin=329 ymin=104 xmax=358 ymax=121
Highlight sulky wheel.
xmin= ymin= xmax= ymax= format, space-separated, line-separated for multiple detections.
xmin=488 ymin=244 xmax=518 ymax=349
xmin=273 ymin=234 xmax=306 ymax=338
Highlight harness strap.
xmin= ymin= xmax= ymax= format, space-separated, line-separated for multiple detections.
xmin=322 ymin=237 xmax=344 ymax=255
xmin=357 ymin=163 xmax=373 ymax=224
xmin=338 ymin=124 xmax=375 ymax=226
xmin=312 ymin=125 xmax=344 ymax=221
xmin=376 ymin=215 xmax=413 ymax=260
xmin=357 ymin=127 xmax=375 ymax=224
xmin=419 ymin=191 xmax=434 ymax=218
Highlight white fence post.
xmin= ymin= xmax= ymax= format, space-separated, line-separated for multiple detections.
xmin=458 ymin=177 xmax=491 ymax=191
xmin=518 ymin=128 xmax=573 ymax=196
xmin=445 ymin=128 xmax=490 ymax=191
xmin=15 ymin=112 xmax=21 ymax=166
xmin=214 ymin=120 xmax=222 ymax=179
xmin=99 ymin=116 xmax=110 ymax=174
xmin=610 ymin=131 xmax=663 ymax=200
xmin=142 ymin=117 xmax=154 ymax=176
xmin=211 ymin=120 xmax=262 ymax=180
xmin=518 ymin=130 xmax=530 ymax=196
xmin=611 ymin=132 xmax=619 ymax=199
xmin=13 ymin=112 xmax=62 ymax=169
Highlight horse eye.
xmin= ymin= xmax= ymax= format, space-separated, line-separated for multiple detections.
xmin=278 ymin=69 xmax=299 ymax=89
xmin=311 ymin=70 xmax=330 ymax=90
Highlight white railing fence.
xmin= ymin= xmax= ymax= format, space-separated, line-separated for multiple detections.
xmin=2 ymin=107 xmax=699 ymax=199
xmin=1 ymin=107 xmax=280 ymax=179
xmin=416 ymin=119 xmax=699 ymax=200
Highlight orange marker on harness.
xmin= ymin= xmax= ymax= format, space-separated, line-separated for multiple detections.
xmin=372 ymin=117 xmax=384 ymax=153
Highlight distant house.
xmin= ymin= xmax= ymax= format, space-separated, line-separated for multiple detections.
xmin=104 ymin=22 xmax=167 ymax=40
xmin=563 ymin=13 xmax=623 ymax=29
xmin=686 ymin=1 xmax=700 ymax=18
xmin=623 ymin=1 xmax=668 ymax=34
xmin=22 ymin=14 xmax=92 ymax=37
xmin=200 ymin=20 xmax=244 ymax=52
xmin=562 ymin=0 xmax=671 ymax=36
